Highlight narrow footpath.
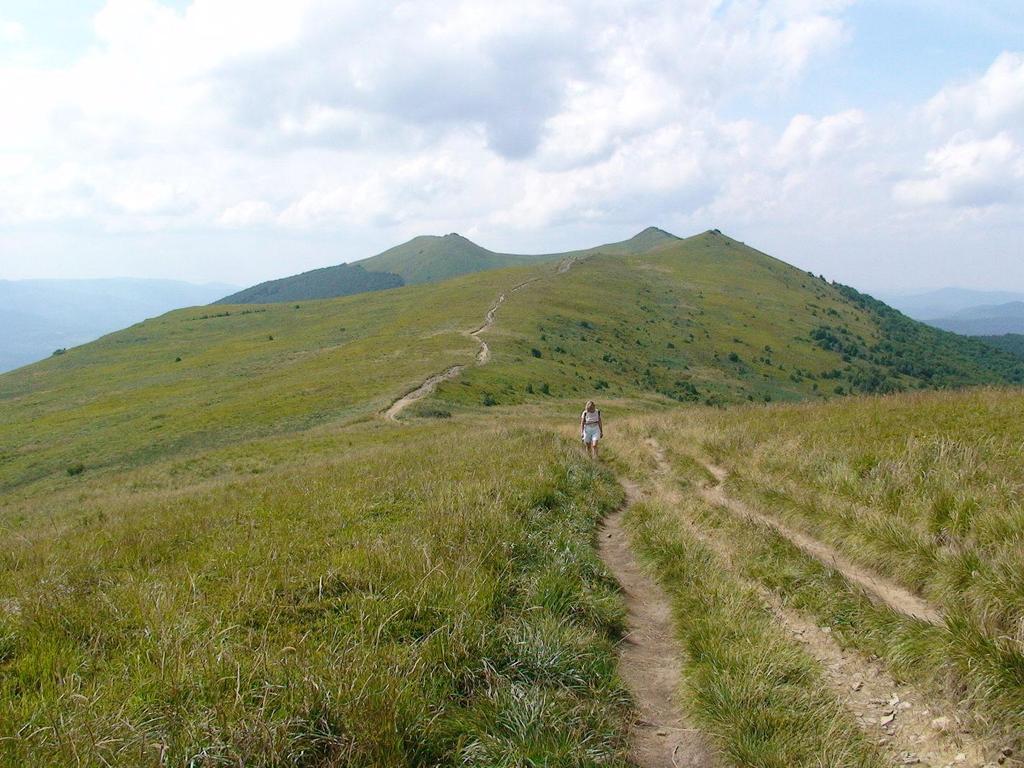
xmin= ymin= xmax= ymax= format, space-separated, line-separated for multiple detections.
xmin=382 ymin=276 xmax=540 ymax=420
xmin=599 ymin=478 xmax=715 ymax=768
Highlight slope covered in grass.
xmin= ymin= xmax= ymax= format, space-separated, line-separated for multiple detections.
xmin=353 ymin=227 xmax=681 ymax=285
xmin=431 ymin=230 xmax=1023 ymax=411
xmin=215 ymin=263 xmax=402 ymax=305
xmin=0 ymin=420 xmax=631 ymax=767
xmin=5 ymin=230 xmax=1021 ymax=498
xmin=354 ymin=232 xmax=534 ymax=284
xmin=219 ymin=226 xmax=682 ymax=304
xmin=626 ymin=387 xmax=1024 ymax=734
xmin=0 ymin=266 xmax=542 ymax=495
xmin=3 ymin=227 xmax=1024 ymax=764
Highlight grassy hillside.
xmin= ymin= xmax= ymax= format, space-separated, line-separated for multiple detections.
xmin=215 ymin=263 xmax=402 ymax=305
xmin=429 ymin=230 xmax=1023 ymax=411
xmin=0 ymin=268 xmax=539 ymax=496
xmin=354 ymin=233 xmax=534 ymax=284
xmin=5 ymin=230 xmax=1021 ymax=498
xmin=356 ymin=227 xmax=681 ymax=285
xmin=219 ymin=226 xmax=681 ymax=305
xmin=0 ymin=419 xmax=632 ymax=766
xmin=619 ymin=387 xmax=1024 ymax=736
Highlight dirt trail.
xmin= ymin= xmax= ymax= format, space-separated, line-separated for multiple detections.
xmin=770 ymin=597 xmax=989 ymax=768
xmin=642 ymin=439 xmax=992 ymax=768
xmin=382 ymin=277 xmax=539 ymax=420
xmin=382 ymin=365 xmax=465 ymax=420
xmin=698 ymin=461 xmax=941 ymax=625
xmin=557 ymin=253 xmax=585 ymax=273
xmin=599 ymin=478 xmax=716 ymax=768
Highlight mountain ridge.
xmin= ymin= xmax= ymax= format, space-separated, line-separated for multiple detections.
xmin=926 ymin=300 xmax=1024 ymax=335
xmin=6 ymin=229 xmax=1020 ymax=494
xmin=216 ymin=226 xmax=685 ymax=304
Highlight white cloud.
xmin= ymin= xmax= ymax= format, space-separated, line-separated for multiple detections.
xmin=775 ymin=109 xmax=865 ymax=164
xmin=926 ymin=51 xmax=1024 ymax=130
xmin=0 ymin=0 xmax=855 ymax=238
xmin=219 ymin=200 xmax=275 ymax=227
xmin=894 ymin=51 xmax=1024 ymax=212
xmin=893 ymin=132 xmax=1023 ymax=208
xmin=1 ymin=1 xmax=1022 ymax=292
xmin=0 ymin=19 xmax=25 ymax=43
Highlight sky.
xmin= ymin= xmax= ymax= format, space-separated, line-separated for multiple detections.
xmin=0 ymin=1 xmax=1021 ymax=294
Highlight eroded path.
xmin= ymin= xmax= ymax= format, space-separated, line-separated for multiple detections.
xmin=382 ymin=277 xmax=539 ymax=420
xmin=642 ymin=439 xmax=991 ymax=768
xmin=598 ymin=478 xmax=715 ymax=768
xmin=697 ymin=461 xmax=941 ymax=625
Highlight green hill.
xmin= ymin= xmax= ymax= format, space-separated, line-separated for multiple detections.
xmin=3 ymin=229 xmax=1019 ymax=496
xmin=353 ymin=232 xmax=530 ymax=283
xmin=217 ymin=226 xmax=681 ymax=304
xmin=356 ymin=226 xmax=681 ymax=284
xmin=428 ymin=230 xmax=1023 ymax=411
xmin=215 ymin=263 xmax=402 ymax=305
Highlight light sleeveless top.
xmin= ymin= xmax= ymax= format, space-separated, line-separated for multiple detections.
xmin=582 ymin=409 xmax=600 ymax=424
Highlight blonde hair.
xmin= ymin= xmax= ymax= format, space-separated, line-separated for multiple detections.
xmin=585 ymin=400 xmax=596 ymax=410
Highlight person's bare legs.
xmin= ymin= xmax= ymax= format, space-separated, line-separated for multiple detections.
xmin=592 ymin=442 xmax=599 ymax=460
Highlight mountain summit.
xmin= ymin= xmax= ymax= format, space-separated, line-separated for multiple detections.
xmin=217 ymin=227 xmax=686 ymax=305
xmin=352 ymin=232 xmax=517 ymax=285
xmin=626 ymin=226 xmax=680 ymax=248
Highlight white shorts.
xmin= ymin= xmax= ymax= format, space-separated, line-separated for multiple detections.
xmin=583 ymin=424 xmax=601 ymax=446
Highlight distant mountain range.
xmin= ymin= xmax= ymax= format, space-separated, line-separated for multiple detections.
xmin=923 ymin=301 xmax=1024 ymax=336
xmin=217 ymin=227 xmax=681 ymax=304
xmin=882 ymin=288 xmax=1024 ymax=320
xmin=0 ymin=278 xmax=236 ymax=373
xmin=881 ymin=288 xmax=1024 ymax=336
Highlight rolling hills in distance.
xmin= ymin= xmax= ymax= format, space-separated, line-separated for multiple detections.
xmin=2 ymin=226 xmax=1024 ymax=766
xmin=215 ymin=226 xmax=681 ymax=304
xmin=4 ymin=228 xmax=1021 ymax=496
xmin=924 ymin=300 xmax=1024 ymax=336
xmin=882 ymin=287 xmax=1024 ymax=348
xmin=881 ymin=286 xmax=1024 ymax=320
xmin=0 ymin=278 xmax=236 ymax=373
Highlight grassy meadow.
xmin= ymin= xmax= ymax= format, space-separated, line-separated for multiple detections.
xmin=615 ymin=387 xmax=1024 ymax=738
xmin=0 ymin=419 xmax=633 ymax=766
xmin=0 ymin=265 xmax=550 ymax=497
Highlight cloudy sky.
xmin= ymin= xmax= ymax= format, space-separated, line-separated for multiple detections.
xmin=0 ymin=0 xmax=1021 ymax=293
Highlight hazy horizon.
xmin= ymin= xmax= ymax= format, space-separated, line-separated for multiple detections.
xmin=0 ymin=1 xmax=1021 ymax=294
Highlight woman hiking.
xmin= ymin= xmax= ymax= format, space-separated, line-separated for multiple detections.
xmin=580 ymin=400 xmax=604 ymax=459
